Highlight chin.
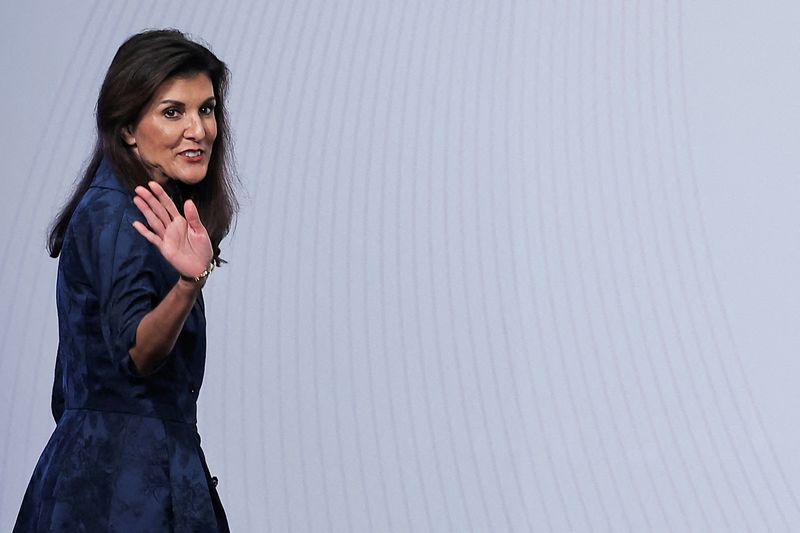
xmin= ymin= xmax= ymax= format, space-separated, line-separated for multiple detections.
xmin=177 ymin=175 xmax=207 ymax=185
xmin=173 ymin=168 xmax=208 ymax=185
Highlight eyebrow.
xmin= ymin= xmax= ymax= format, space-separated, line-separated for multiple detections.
xmin=157 ymin=97 xmax=217 ymax=106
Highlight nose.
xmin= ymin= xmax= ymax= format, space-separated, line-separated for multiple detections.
xmin=184 ymin=113 xmax=205 ymax=141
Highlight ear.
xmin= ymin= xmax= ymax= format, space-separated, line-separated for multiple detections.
xmin=121 ymin=126 xmax=136 ymax=147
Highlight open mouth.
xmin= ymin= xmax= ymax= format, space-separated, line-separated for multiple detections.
xmin=179 ymin=149 xmax=204 ymax=160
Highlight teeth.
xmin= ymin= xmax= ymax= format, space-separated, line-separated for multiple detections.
xmin=181 ymin=150 xmax=201 ymax=157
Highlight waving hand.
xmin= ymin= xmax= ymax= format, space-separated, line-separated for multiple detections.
xmin=131 ymin=181 xmax=213 ymax=279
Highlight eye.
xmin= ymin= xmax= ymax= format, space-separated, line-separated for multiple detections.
xmin=200 ymin=104 xmax=216 ymax=116
xmin=163 ymin=108 xmax=181 ymax=119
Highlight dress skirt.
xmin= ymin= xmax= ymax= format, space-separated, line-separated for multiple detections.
xmin=14 ymin=408 xmax=229 ymax=532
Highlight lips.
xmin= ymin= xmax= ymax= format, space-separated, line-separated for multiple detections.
xmin=178 ymin=149 xmax=205 ymax=162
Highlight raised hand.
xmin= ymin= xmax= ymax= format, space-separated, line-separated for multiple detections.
xmin=131 ymin=181 xmax=213 ymax=279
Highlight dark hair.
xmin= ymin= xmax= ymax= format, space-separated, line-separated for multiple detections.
xmin=48 ymin=28 xmax=237 ymax=258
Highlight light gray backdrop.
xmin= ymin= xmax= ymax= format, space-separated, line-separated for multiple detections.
xmin=1 ymin=1 xmax=799 ymax=531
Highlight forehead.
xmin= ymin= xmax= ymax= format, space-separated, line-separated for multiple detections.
xmin=150 ymin=73 xmax=215 ymax=104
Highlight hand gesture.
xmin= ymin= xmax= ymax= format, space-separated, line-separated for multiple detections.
xmin=131 ymin=181 xmax=213 ymax=279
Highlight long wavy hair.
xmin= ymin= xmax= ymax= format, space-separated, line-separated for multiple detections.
xmin=48 ymin=29 xmax=237 ymax=259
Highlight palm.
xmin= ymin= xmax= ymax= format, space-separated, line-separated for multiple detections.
xmin=132 ymin=181 xmax=213 ymax=278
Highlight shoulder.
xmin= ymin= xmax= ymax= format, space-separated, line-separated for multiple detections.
xmin=71 ymin=160 xmax=144 ymax=233
xmin=60 ymin=162 xmax=166 ymax=295
xmin=64 ymin=160 xmax=149 ymax=261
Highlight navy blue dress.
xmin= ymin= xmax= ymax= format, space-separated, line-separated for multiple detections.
xmin=14 ymin=159 xmax=229 ymax=532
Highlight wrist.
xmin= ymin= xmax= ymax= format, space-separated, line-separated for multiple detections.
xmin=176 ymin=276 xmax=206 ymax=292
xmin=179 ymin=259 xmax=215 ymax=284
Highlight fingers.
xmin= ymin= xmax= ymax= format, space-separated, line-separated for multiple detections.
xmin=147 ymin=181 xmax=181 ymax=220
xmin=133 ymin=182 xmax=180 ymax=231
xmin=131 ymin=220 xmax=161 ymax=247
xmin=184 ymin=199 xmax=202 ymax=228
xmin=133 ymin=195 xmax=167 ymax=235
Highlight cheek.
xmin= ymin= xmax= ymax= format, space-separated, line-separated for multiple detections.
xmin=157 ymin=124 xmax=181 ymax=147
xmin=139 ymin=123 xmax=180 ymax=152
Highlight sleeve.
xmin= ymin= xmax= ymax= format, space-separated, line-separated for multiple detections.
xmin=100 ymin=203 xmax=166 ymax=376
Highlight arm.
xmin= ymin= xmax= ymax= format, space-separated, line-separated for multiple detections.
xmin=128 ymin=277 xmax=203 ymax=374
xmin=128 ymin=181 xmax=213 ymax=375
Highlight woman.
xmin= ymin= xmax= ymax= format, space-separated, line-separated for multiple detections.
xmin=14 ymin=29 xmax=236 ymax=532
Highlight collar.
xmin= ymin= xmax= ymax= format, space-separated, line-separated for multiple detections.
xmin=90 ymin=157 xmax=129 ymax=193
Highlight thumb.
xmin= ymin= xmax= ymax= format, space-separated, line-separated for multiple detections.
xmin=184 ymin=199 xmax=202 ymax=228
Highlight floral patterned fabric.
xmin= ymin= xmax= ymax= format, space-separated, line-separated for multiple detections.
xmin=14 ymin=159 xmax=229 ymax=532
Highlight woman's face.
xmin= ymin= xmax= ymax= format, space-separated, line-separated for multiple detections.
xmin=123 ymin=72 xmax=217 ymax=185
